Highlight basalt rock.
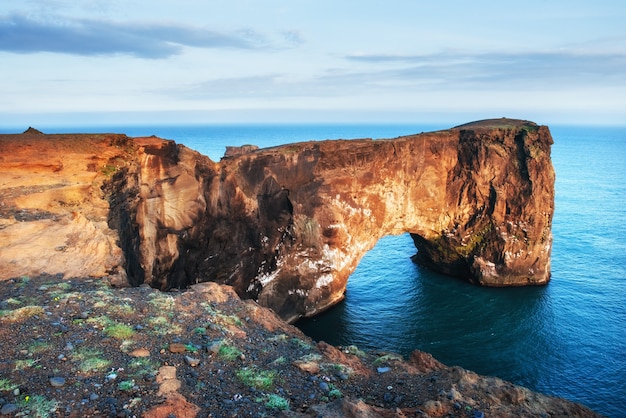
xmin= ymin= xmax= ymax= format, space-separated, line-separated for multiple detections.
xmin=0 ymin=118 xmax=555 ymax=323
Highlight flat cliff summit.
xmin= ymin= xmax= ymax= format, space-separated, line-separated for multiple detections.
xmin=1 ymin=118 xmax=555 ymax=323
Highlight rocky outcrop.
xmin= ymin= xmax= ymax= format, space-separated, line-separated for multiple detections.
xmin=0 ymin=118 xmax=555 ymax=324
xmin=114 ymin=118 xmax=554 ymax=322
xmin=0 ymin=132 xmax=132 ymax=281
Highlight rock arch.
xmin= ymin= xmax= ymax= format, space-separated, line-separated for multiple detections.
xmin=119 ymin=119 xmax=554 ymax=323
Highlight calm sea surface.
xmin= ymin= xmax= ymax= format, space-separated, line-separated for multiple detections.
xmin=4 ymin=123 xmax=624 ymax=416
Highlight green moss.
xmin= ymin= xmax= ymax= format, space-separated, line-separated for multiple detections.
xmin=104 ymin=323 xmax=135 ymax=340
xmin=218 ymin=343 xmax=242 ymax=361
xmin=454 ymin=223 xmax=494 ymax=257
xmin=262 ymin=393 xmax=289 ymax=410
xmin=236 ymin=367 xmax=276 ymax=390
xmin=73 ymin=347 xmax=111 ymax=373
xmin=18 ymin=394 xmax=59 ymax=417
xmin=0 ymin=305 xmax=45 ymax=322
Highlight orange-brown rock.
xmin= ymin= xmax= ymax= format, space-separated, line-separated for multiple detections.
xmin=0 ymin=132 xmax=132 ymax=281
xmin=114 ymin=118 xmax=553 ymax=323
xmin=0 ymin=118 xmax=555 ymax=324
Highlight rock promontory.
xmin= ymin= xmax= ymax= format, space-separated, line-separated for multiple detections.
xmin=0 ymin=119 xmax=555 ymax=323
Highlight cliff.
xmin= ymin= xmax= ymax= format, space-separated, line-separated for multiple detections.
xmin=0 ymin=119 xmax=555 ymax=324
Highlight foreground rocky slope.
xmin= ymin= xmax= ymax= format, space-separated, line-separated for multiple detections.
xmin=1 ymin=119 xmax=555 ymax=324
xmin=0 ymin=274 xmax=601 ymax=417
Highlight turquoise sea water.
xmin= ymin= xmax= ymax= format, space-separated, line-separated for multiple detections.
xmin=3 ymin=123 xmax=624 ymax=416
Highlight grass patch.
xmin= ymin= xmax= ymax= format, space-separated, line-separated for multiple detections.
xmin=218 ymin=343 xmax=242 ymax=362
xmin=0 ymin=305 xmax=45 ymax=321
xmin=18 ymin=394 xmax=59 ymax=417
xmin=111 ymin=303 xmax=134 ymax=315
xmin=147 ymin=316 xmax=182 ymax=336
xmin=328 ymin=383 xmax=343 ymax=400
xmin=148 ymin=293 xmax=175 ymax=311
xmin=25 ymin=340 xmax=51 ymax=354
xmin=5 ymin=297 xmax=22 ymax=305
xmin=128 ymin=357 xmax=159 ymax=378
xmin=272 ymin=356 xmax=287 ymax=365
xmin=236 ymin=367 xmax=276 ymax=390
xmin=373 ymin=353 xmax=403 ymax=366
xmin=0 ymin=378 xmax=19 ymax=391
xmin=291 ymin=337 xmax=313 ymax=350
xmin=216 ymin=313 xmax=243 ymax=328
xmin=104 ymin=323 xmax=135 ymax=340
xmin=73 ymin=347 xmax=111 ymax=373
xmin=260 ymin=393 xmax=289 ymax=411
xmin=15 ymin=359 xmax=39 ymax=370
xmin=86 ymin=315 xmax=114 ymax=328
xmin=193 ymin=327 xmax=207 ymax=335
xmin=343 ymin=345 xmax=367 ymax=357
xmin=117 ymin=380 xmax=135 ymax=391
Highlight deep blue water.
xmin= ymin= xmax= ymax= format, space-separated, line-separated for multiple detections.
xmin=2 ymin=123 xmax=624 ymax=416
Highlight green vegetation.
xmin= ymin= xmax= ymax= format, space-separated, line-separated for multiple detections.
xmin=218 ymin=343 xmax=242 ymax=362
xmin=18 ymin=394 xmax=59 ymax=417
xmin=373 ymin=353 xmax=403 ymax=366
xmin=271 ymin=356 xmax=287 ymax=365
xmin=0 ymin=305 xmax=45 ymax=321
xmin=216 ymin=313 xmax=243 ymax=328
xmin=15 ymin=359 xmax=39 ymax=370
xmin=0 ymin=378 xmax=18 ymax=391
xmin=185 ymin=343 xmax=199 ymax=353
xmin=291 ymin=337 xmax=313 ymax=350
xmin=104 ymin=323 xmax=135 ymax=340
xmin=455 ymin=223 xmax=493 ymax=257
xmin=73 ymin=347 xmax=111 ymax=373
xmin=236 ymin=367 xmax=277 ymax=390
xmin=193 ymin=326 xmax=207 ymax=335
xmin=26 ymin=340 xmax=51 ymax=354
xmin=148 ymin=292 xmax=175 ymax=311
xmin=117 ymin=380 xmax=135 ymax=391
xmin=327 ymin=383 xmax=343 ymax=400
xmin=101 ymin=164 xmax=117 ymax=177
xmin=147 ymin=315 xmax=182 ymax=336
xmin=260 ymin=393 xmax=289 ymax=411
xmin=128 ymin=357 xmax=159 ymax=378
xmin=343 ymin=345 xmax=366 ymax=357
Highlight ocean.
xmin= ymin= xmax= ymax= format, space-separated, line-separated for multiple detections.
xmin=3 ymin=123 xmax=624 ymax=416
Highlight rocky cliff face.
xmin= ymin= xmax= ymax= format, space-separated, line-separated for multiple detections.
xmin=0 ymin=119 xmax=555 ymax=323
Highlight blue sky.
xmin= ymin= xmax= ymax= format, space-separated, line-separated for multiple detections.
xmin=1 ymin=0 xmax=625 ymax=126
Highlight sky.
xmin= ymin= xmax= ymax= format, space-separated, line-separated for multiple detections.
xmin=1 ymin=0 xmax=625 ymax=127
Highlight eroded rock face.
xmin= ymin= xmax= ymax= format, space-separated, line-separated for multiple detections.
xmin=0 ymin=132 xmax=132 ymax=281
xmin=110 ymin=118 xmax=554 ymax=323
xmin=0 ymin=119 xmax=555 ymax=323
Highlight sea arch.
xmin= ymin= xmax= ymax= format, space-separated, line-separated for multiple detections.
xmin=124 ymin=119 xmax=555 ymax=323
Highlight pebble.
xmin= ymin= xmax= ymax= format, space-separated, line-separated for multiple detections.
xmin=90 ymin=393 xmax=100 ymax=401
xmin=185 ymin=356 xmax=201 ymax=367
xmin=377 ymin=367 xmax=391 ymax=373
xmin=319 ymin=382 xmax=330 ymax=392
xmin=0 ymin=403 xmax=18 ymax=415
xmin=130 ymin=348 xmax=150 ymax=357
xmin=64 ymin=342 xmax=75 ymax=351
xmin=169 ymin=343 xmax=187 ymax=353
xmin=49 ymin=377 xmax=66 ymax=387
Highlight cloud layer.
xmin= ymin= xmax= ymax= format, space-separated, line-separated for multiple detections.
xmin=0 ymin=13 xmax=259 ymax=58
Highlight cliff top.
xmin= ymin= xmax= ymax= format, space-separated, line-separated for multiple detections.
xmin=453 ymin=117 xmax=539 ymax=130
